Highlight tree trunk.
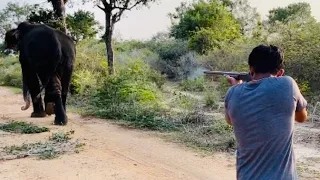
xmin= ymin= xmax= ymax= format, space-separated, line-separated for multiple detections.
xmin=104 ymin=12 xmax=115 ymax=75
xmin=48 ymin=0 xmax=67 ymax=33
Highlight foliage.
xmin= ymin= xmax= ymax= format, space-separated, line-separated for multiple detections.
xmin=176 ymin=118 xmax=236 ymax=152
xmin=169 ymin=0 xmax=241 ymax=53
xmin=81 ymin=0 xmax=160 ymax=75
xmin=27 ymin=5 xmax=65 ymax=31
xmin=69 ymin=39 xmax=108 ymax=95
xmin=180 ymin=77 xmax=205 ymax=92
xmin=114 ymin=40 xmax=149 ymax=52
xmin=0 ymin=121 xmax=49 ymax=134
xmin=0 ymin=56 xmax=22 ymax=88
xmin=66 ymin=10 xmax=103 ymax=41
xmin=267 ymin=2 xmax=313 ymax=25
xmin=0 ymin=2 xmax=37 ymax=38
xmin=88 ymin=59 xmax=176 ymax=131
xmin=267 ymin=17 xmax=320 ymax=95
xmin=147 ymin=38 xmax=199 ymax=80
xmin=198 ymin=38 xmax=262 ymax=71
xmin=222 ymin=0 xmax=261 ymax=37
xmin=0 ymin=131 xmax=85 ymax=160
xmin=28 ymin=7 xmax=102 ymax=42
xmin=204 ymin=89 xmax=221 ymax=108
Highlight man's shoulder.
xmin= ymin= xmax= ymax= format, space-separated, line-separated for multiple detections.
xmin=276 ymin=75 xmax=295 ymax=83
xmin=272 ymin=76 xmax=297 ymax=88
xmin=225 ymin=83 xmax=244 ymax=101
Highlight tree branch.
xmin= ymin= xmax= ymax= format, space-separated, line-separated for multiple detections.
xmin=97 ymin=5 xmax=105 ymax=11
xmin=101 ymin=0 xmax=109 ymax=7
xmin=113 ymin=0 xmax=141 ymax=11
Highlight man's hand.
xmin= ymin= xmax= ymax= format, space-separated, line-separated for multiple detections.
xmin=226 ymin=76 xmax=243 ymax=86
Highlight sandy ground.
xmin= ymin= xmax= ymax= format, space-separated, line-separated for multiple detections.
xmin=0 ymin=86 xmax=319 ymax=180
xmin=0 ymin=86 xmax=236 ymax=180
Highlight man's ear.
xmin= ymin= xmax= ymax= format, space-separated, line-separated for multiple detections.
xmin=276 ymin=69 xmax=285 ymax=77
xmin=249 ymin=66 xmax=254 ymax=76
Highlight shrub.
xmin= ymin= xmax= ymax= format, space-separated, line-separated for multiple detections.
xmin=71 ymin=69 xmax=99 ymax=95
xmin=204 ymin=89 xmax=221 ymax=108
xmin=179 ymin=77 xmax=205 ymax=92
xmin=0 ymin=56 xmax=22 ymax=88
xmin=147 ymin=39 xmax=199 ymax=80
xmin=198 ymin=38 xmax=262 ymax=71
xmin=88 ymin=59 xmax=176 ymax=131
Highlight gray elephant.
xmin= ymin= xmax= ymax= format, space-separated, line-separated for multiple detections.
xmin=4 ymin=21 xmax=76 ymax=125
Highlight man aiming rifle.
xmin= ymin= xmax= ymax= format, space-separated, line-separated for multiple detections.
xmin=222 ymin=44 xmax=308 ymax=180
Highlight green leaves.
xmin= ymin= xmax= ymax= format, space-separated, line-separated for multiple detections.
xmin=267 ymin=2 xmax=314 ymax=25
xmin=66 ymin=10 xmax=102 ymax=41
xmin=169 ymin=0 xmax=241 ymax=54
xmin=0 ymin=2 xmax=37 ymax=38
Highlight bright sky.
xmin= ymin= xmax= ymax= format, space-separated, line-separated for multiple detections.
xmin=1 ymin=0 xmax=320 ymax=40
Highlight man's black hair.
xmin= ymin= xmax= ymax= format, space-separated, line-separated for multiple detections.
xmin=248 ymin=44 xmax=284 ymax=74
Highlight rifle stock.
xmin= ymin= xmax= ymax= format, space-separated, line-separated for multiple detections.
xmin=204 ymin=71 xmax=252 ymax=82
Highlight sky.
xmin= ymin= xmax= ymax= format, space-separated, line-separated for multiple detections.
xmin=1 ymin=0 xmax=320 ymax=40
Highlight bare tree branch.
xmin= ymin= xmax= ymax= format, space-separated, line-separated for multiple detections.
xmin=110 ymin=0 xmax=116 ymax=7
xmin=113 ymin=0 xmax=141 ymax=11
xmin=97 ymin=5 xmax=105 ymax=11
xmin=100 ymin=0 xmax=109 ymax=8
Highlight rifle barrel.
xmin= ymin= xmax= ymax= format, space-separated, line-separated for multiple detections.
xmin=203 ymin=71 xmax=248 ymax=75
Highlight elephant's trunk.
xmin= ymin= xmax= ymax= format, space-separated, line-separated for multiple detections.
xmin=21 ymin=79 xmax=30 ymax=111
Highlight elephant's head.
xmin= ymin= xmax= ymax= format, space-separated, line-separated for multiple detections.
xmin=4 ymin=22 xmax=33 ymax=111
xmin=4 ymin=21 xmax=34 ymax=51
xmin=4 ymin=28 xmax=19 ymax=51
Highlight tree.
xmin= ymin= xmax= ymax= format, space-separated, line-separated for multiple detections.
xmin=221 ymin=0 xmax=261 ymax=37
xmin=28 ymin=7 xmax=103 ymax=42
xmin=81 ymin=0 xmax=158 ymax=75
xmin=27 ymin=6 xmax=65 ymax=31
xmin=267 ymin=2 xmax=313 ymax=25
xmin=66 ymin=10 xmax=103 ymax=42
xmin=0 ymin=2 xmax=37 ymax=38
xmin=48 ymin=0 xmax=68 ymax=33
xmin=169 ymin=0 xmax=241 ymax=54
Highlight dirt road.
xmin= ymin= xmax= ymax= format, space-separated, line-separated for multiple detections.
xmin=0 ymin=87 xmax=236 ymax=180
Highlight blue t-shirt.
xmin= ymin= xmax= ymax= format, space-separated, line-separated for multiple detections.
xmin=224 ymin=76 xmax=308 ymax=180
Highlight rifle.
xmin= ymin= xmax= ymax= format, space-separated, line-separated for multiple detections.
xmin=204 ymin=70 xmax=252 ymax=82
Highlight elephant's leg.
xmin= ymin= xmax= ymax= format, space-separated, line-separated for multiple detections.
xmin=37 ymin=65 xmax=67 ymax=125
xmin=44 ymin=85 xmax=55 ymax=116
xmin=21 ymin=66 xmax=46 ymax=117
xmin=46 ymin=74 xmax=67 ymax=125
xmin=61 ymin=64 xmax=73 ymax=112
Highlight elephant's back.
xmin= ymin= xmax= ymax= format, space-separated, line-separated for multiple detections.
xmin=21 ymin=26 xmax=62 ymax=67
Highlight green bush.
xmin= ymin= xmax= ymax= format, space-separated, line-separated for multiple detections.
xmin=0 ymin=56 xmax=22 ymax=88
xmin=71 ymin=69 xmax=99 ymax=95
xmin=204 ymin=89 xmax=221 ymax=108
xmin=146 ymin=39 xmax=199 ymax=80
xmin=88 ymin=59 xmax=176 ymax=131
xmin=179 ymin=77 xmax=205 ymax=92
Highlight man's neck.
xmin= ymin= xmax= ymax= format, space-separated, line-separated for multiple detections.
xmin=252 ymin=73 xmax=275 ymax=80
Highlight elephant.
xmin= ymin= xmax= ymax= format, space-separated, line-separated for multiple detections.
xmin=4 ymin=21 xmax=76 ymax=125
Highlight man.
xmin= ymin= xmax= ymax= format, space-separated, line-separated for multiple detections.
xmin=224 ymin=44 xmax=308 ymax=180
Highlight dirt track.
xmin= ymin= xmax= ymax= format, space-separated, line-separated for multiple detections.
xmin=0 ymin=87 xmax=236 ymax=180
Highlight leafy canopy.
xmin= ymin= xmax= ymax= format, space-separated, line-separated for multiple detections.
xmin=267 ymin=2 xmax=313 ymax=24
xmin=66 ymin=10 xmax=103 ymax=41
xmin=169 ymin=0 xmax=241 ymax=54
xmin=0 ymin=2 xmax=37 ymax=38
xmin=27 ymin=7 xmax=102 ymax=41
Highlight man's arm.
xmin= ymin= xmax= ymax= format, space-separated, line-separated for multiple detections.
xmin=225 ymin=110 xmax=233 ymax=126
xmin=295 ymin=109 xmax=307 ymax=123
xmin=292 ymin=79 xmax=308 ymax=123
xmin=224 ymin=78 xmax=237 ymax=126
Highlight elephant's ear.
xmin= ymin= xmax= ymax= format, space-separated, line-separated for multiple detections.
xmin=12 ymin=29 xmax=19 ymax=39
